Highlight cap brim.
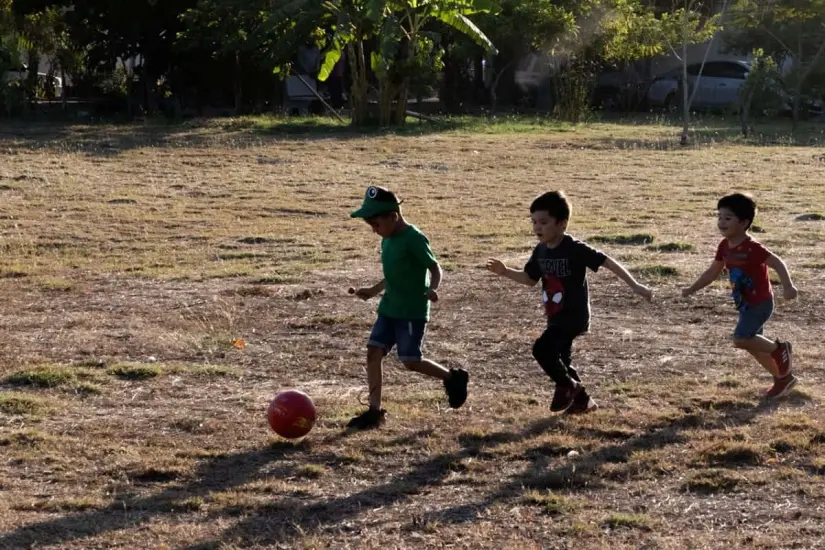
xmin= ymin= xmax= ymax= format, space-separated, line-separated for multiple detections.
xmin=350 ymin=203 xmax=397 ymax=219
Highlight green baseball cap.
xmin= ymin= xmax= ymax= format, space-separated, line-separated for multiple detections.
xmin=350 ymin=186 xmax=401 ymax=219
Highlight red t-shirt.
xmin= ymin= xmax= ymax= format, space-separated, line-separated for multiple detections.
xmin=715 ymin=237 xmax=772 ymax=309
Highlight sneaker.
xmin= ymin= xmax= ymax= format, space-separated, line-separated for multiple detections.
xmin=765 ymin=374 xmax=798 ymax=399
xmin=444 ymin=368 xmax=469 ymax=409
xmin=346 ymin=408 xmax=386 ymax=430
xmin=566 ymin=390 xmax=598 ymax=415
xmin=771 ymin=341 xmax=793 ymax=378
xmin=550 ymin=380 xmax=583 ymax=412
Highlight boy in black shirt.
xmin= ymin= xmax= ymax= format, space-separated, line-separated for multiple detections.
xmin=487 ymin=191 xmax=653 ymax=413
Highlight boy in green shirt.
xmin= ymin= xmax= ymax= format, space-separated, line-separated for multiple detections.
xmin=348 ymin=186 xmax=469 ymax=429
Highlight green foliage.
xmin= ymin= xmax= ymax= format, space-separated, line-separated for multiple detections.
xmin=727 ymin=0 xmax=825 ymax=118
xmin=740 ymin=50 xmax=784 ymax=118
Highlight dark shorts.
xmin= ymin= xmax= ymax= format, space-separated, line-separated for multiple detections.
xmin=367 ymin=315 xmax=427 ymax=362
xmin=734 ymin=298 xmax=774 ymax=339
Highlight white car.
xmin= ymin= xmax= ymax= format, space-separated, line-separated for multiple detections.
xmin=1 ymin=66 xmax=64 ymax=98
xmin=647 ymin=60 xmax=750 ymax=110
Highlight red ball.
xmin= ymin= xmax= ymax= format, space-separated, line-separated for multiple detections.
xmin=267 ymin=390 xmax=316 ymax=439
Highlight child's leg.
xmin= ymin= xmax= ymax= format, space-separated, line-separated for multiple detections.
xmin=559 ymin=344 xmax=581 ymax=383
xmin=347 ymin=318 xmax=394 ymax=429
xmin=364 ymin=316 xmax=396 ymax=409
xmin=734 ymin=336 xmax=779 ymax=377
xmin=366 ymin=345 xmax=385 ymax=410
xmin=533 ymin=327 xmax=578 ymax=386
xmin=732 ymin=299 xmax=780 ymax=377
xmin=534 ymin=327 xmax=584 ymax=412
xmin=397 ymin=319 xmax=468 ymax=409
xmin=558 ymin=334 xmax=597 ymax=414
xmin=396 ymin=319 xmax=449 ymax=379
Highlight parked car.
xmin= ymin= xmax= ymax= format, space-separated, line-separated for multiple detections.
xmin=647 ymin=59 xmax=823 ymax=116
xmin=647 ymin=60 xmax=750 ymax=111
xmin=1 ymin=65 xmax=63 ymax=98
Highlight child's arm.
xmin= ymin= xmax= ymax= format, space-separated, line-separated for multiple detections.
xmin=681 ymin=260 xmax=725 ymax=297
xmin=602 ymin=257 xmax=653 ymax=301
xmin=354 ymin=279 xmax=385 ymax=300
xmin=765 ymin=253 xmax=798 ymax=300
xmin=426 ymin=263 xmax=442 ymax=302
xmin=487 ymin=258 xmax=539 ymax=287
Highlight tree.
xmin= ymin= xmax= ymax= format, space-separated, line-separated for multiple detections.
xmin=259 ymin=0 xmax=498 ymax=126
xmin=727 ymin=0 xmax=825 ymax=129
xmin=652 ymin=0 xmax=725 ymax=144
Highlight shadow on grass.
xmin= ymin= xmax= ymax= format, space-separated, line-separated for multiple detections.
xmin=0 ymin=392 xmax=806 ymax=548
xmin=0 ymin=115 xmax=470 ymax=156
xmin=183 ymin=395 xmax=790 ymax=546
xmin=2 ymin=114 xmax=822 ymax=158
xmin=0 ymin=431 xmax=348 ymax=549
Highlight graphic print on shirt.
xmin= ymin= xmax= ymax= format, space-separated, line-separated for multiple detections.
xmin=541 ymin=275 xmax=564 ymax=318
xmin=729 ymin=267 xmax=754 ymax=310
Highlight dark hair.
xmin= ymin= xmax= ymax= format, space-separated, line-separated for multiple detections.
xmin=718 ymin=193 xmax=756 ymax=228
xmin=530 ymin=191 xmax=571 ymax=221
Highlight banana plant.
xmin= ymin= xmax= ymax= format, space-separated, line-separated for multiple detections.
xmin=257 ymin=0 xmax=498 ymax=126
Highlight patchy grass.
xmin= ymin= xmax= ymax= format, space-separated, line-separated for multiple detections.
xmin=590 ymin=234 xmax=655 ymax=246
xmin=0 ymin=392 xmax=45 ymax=416
xmin=632 ymin=265 xmax=680 ymax=278
xmin=13 ymin=498 xmax=104 ymax=512
xmin=647 ymin=241 xmax=694 ymax=253
xmin=682 ymin=469 xmax=743 ymax=493
xmin=294 ymin=464 xmax=328 ymax=479
xmin=37 ymin=276 xmax=74 ymax=292
xmin=0 ymin=429 xmax=52 ymax=448
xmin=0 ymin=118 xmax=822 ymax=549
xmin=603 ymin=513 xmax=652 ymax=531
xmin=107 ymin=363 xmax=163 ymax=380
xmin=795 ymin=213 xmax=825 ymax=222
xmin=6 ymin=366 xmax=75 ymax=388
xmin=701 ymin=443 xmax=765 ymax=466
xmin=523 ymin=490 xmax=574 ymax=516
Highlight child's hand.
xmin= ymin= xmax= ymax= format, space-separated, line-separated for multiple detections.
xmin=486 ymin=258 xmax=507 ymax=275
xmin=784 ymin=285 xmax=798 ymax=300
xmin=634 ymin=283 xmax=653 ymax=302
xmin=425 ymin=288 xmax=439 ymax=302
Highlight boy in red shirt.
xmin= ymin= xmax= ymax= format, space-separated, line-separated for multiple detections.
xmin=682 ymin=193 xmax=798 ymax=398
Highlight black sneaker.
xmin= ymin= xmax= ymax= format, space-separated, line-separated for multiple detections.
xmin=444 ymin=368 xmax=469 ymax=409
xmin=550 ymin=381 xmax=583 ymax=412
xmin=346 ymin=408 xmax=386 ymax=430
xmin=565 ymin=390 xmax=598 ymax=415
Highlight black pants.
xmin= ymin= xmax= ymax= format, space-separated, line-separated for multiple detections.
xmin=532 ymin=326 xmax=584 ymax=387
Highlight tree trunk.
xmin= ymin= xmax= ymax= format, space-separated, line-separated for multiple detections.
xmin=234 ymin=51 xmax=243 ymax=116
xmin=25 ymin=49 xmax=40 ymax=113
xmin=394 ymin=80 xmax=409 ymax=126
xmin=489 ymin=60 xmax=515 ymax=116
xmin=347 ymin=41 xmax=368 ymax=126
xmin=681 ymin=10 xmax=690 ymax=146
xmin=60 ymin=67 xmax=67 ymax=112
xmin=740 ymin=87 xmax=754 ymax=138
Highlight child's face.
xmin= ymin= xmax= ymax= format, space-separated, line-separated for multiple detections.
xmin=531 ymin=210 xmax=566 ymax=244
xmin=365 ymin=213 xmax=398 ymax=238
xmin=717 ymin=207 xmax=750 ymax=238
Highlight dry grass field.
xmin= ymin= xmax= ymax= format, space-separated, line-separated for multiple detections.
xmin=0 ymin=116 xmax=824 ymax=549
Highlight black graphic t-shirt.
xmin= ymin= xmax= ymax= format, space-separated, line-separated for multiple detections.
xmin=523 ymin=235 xmax=607 ymax=331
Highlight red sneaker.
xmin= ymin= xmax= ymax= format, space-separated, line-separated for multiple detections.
xmin=765 ymin=374 xmax=797 ymax=399
xmin=771 ymin=341 xmax=793 ymax=378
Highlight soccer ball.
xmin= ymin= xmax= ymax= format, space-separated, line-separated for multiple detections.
xmin=267 ymin=390 xmax=316 ymax=439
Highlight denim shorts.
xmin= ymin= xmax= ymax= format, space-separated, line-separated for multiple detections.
xmin=368 ymin=315 xmax=427 ymax=362
xmin=734 ymin=298 xmax=774 ymax=339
